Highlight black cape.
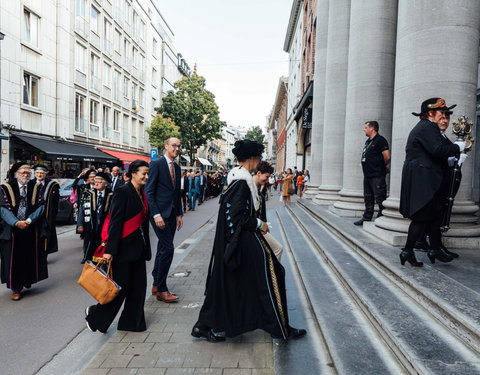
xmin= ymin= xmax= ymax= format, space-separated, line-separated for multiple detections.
xmin=38 ymin=178 xmax=60 ymax=254
xmin=197 ymin=179 xmax=290 ymax=339
xmin=400 ymin=119 xmax=460 ymax=219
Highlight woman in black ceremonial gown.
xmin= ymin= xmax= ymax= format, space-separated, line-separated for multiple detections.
xmin=191 ymin=140 xmax=306 ymax=342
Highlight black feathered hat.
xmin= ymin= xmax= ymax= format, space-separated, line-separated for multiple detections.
xmin=412 ymin=97 xmax=456 ymax=116
xmin=11 ymin=162 xmax=30 ymax=174
xmin=94 ymin=172 xmax=111 ymax=184
xmin=232 ymin=139 xmax=264 ymax=162
xmin=83 ymin=169 xmax=97 ymax=181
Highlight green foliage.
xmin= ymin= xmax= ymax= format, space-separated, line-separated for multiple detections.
xmin=147 ymin=115 xmax=180 ymax=150
xmin=245 ymin=125 xmax=265 ymax=145
xmin=156 ymin=73 xmax=225 ymax=163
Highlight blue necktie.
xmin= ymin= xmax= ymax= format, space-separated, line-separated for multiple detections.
xmin=18 ymin=186 xmax=27 ymax=220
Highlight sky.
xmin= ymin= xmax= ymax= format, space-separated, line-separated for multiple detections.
xmin=157 ymin=0 xmax=292 ymax=130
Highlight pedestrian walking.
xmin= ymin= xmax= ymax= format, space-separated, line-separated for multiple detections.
xmin=180 ymin=171 xmax=188 ymax=213
xmin=85 ymin=159 xmax=151 ymax=333
xmin=282 ymin=168 xmax=294 ymax=205
xmin=34 ymin=165 xmax=60 ymax=255
xmin=296 ymin=171 xmax=304 ymax=198
xmin=188 ymin=171 xmax=200 ymax=211
xmin=110 ymin=166 xmax=124 ymax=192
xmin=77 ymin=172 xmax=113 ymax=263
xmin=354 ymin=121 xmax=390 ymax=226
xmin=145 ymin=137 xmax=183 ymax=303
xmin=191 ymin=140 xmax=306 ymax=342
xmin=399 ymin=98 xmax=464 ymax=267
xmin=0 ymin=163 xmax=46 ymax=301
xmin=199 ymin=170 xmax=206 ymax=205
xmin=293 ymin=166 xmax=298 ymax=194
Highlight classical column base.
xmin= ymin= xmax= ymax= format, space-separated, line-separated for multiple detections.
xmin=331 ymin=189 xmax=366 ymax=217
xmin=304 ymin=186 xmax=319 ymax=200
xmin=363 ymin=198 xmax=480 ymax=247
xmin=314 ymin=186 xmax=341 ymax=205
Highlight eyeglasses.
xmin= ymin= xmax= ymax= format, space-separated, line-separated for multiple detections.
xmin=18 ymin=172 xmax=31 ymax=175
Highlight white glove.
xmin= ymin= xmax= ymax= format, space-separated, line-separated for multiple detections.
xmin=447 ymin=156 xmax=457 ymax=167
xmin=457 ymin=153 xmax=468 ymax=167
xmin=454 ymin=141 xmax=466 ymax=152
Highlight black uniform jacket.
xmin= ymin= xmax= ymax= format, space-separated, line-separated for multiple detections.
xmin=39 ymin=178 xmax=60 ymax=253
xmin=104 ymin=183 xmax=151 ymax=263
xmin=400 ymin=119 xmax=460 ymax=218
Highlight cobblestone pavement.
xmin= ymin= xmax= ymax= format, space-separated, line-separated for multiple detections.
xmin=81 ymin=222 xmax=275 ymax=375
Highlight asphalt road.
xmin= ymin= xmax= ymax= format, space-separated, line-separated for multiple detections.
xmin=0 ymin=196 xmax=221 ymax=375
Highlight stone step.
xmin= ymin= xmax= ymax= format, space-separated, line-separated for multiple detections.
xmin=284 ymin=203 xmax=480 ymax=374
xmin=276 ymin=207 xmax=404 ymax=374
xmin=297 ymin=199 xmax=480 ymax=354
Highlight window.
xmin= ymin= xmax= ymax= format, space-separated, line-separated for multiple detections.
xmin=124 ymin=0 xmax=130 ymax=24
xmin=75 ymin=42 xmax=86 ymax=72
xmin=132 ymin=11 xmax=138 ymax=37
xmin=123 ymin=114 xmax=130 ymax=143
xmin=104 ymin=19 xmax=111 ymax=51
xmin=90 ymin=100 xmax=99 ymax=124
xmin=131 ymin=82 xmax=137 ymax=101
xmin=75 ymin=94 xmax=86 ymax=132
xmin=103 ymin=63 xmax=111 ymax=87
xmin=76 ymin=0 xmax=86 ymax=17
xmin=139 ymin=20 xmax=145 ymax=41
xmin=124 ymin=38 xmax=130 ymax=64
xmin=114 ymin=29 xmax=121 ymax=52
xmin=113 ymin=110 xmax=120 ymax=131
xmin=152 ymin=97 xmax=156 ymax=113
xmin=90 ymin=6 xmax=99 ymax=34
xmin=90 ymin=54 xmax=100 ymax=91
xmin=152 ymin=38 xmax=157 ymax=56
xmin=113 ymin=70 xmax=120 ymax=100
xmin=139 ymin=87 xmax=144 ymax=107
xmin=132 ymin=47 xmax=137 ymax=67
xmin=152 ymin=68 xmax=157 ymax=87
xmin=123 ymin=76 xmax=129 ymax=97
xmin=23 ymin=8 xmax=39 ymax=48
xmin=103 ymin=105 xmax=110 ymax=138
xmin=139 ymin=54 xmax=144 ymax=79
xmin=23 ymin=72 xmax=39 ymax=107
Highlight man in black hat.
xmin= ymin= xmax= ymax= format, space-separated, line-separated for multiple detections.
xmin=354 ymin=121 xmax=390 ymax=226
xmin=0 ymin=163 xmax=47 ymax=300
xmin=77 ymin=172 xmax=113 ymax=263
xmin=399 ymin=98 xmax=465 ymax=267
xmin=34 ymin=165 xmax=60 ymax=255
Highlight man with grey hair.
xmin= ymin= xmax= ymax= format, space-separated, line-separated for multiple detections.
xmin=145 ymin=137 xmax=183 ymax=303
xmin=110 ymin=166 xmax=124 ymax=192
xmin=0 ymin=162 xmax=46 ymax=300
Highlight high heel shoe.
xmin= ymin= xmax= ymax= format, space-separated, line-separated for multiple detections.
xmin=440 ymin=244 xmax=459 ymax=259
xmin=399 ymin=249 xmax=423 ymax=267
xmin=427 ymin=248 xmax=453 ymax=264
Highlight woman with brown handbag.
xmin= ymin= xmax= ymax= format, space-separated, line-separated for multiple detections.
xmin=85 ymin=159 xmax=151 ymax=333
xmin=281 ymin=168 xmax=294 ymax=206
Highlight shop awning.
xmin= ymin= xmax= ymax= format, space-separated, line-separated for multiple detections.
xmin=197 ymin=157 xmax=213 ymax=166
xmin=98 ymin=149 xmax=150 ymax=164
xmin=181 ymin=155 xmax=191 ymax=163
xmin=293 ymin=81 xmax=314 ymax=121
xmin=13 ymin=134 xmax=117 ymax=162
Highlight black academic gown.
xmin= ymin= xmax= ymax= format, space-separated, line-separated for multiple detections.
xmin=400 ymin=119 xmax=460 ymax=219
xmin=77 ymin=188 xmax=113 ymax=262
xmin=0 ymin=179 xmax=47 ymax=290
xmin=197 ymin=179 xmax=290 ymax=339
xmin=38 ymin=178 xmax=60 ymax=254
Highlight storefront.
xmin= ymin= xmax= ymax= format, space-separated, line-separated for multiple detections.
xmin=11 ymin=133 xmax=118 ymax=176
xmin=98 ymin=148 xmax=150 ymax=171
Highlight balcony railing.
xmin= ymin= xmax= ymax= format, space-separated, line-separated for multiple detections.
xmin=131 ymin=136 xmax=137 ymax=147
xmin=103 ymin=39 xmax=113 ymax=57
xmin=113 ymin=130 xmax=121 ymax=144
xmin=89 ymin=123 xmax=100 ymax=139
xmin=122 ymin=131 xmax=130 ymax=144
xmin=75 ymin=16 xmax=88 ymax=39
xmin=90 ymin=76 xmax=101 ymax=93
xmin=103 ymin=126 xmax=112 ymax=140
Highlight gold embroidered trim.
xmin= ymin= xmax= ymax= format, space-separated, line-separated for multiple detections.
xmin=3 ymin=183 xmax=16 ymax=207
xmin=31 ymin=183 xmax=40 ymax=206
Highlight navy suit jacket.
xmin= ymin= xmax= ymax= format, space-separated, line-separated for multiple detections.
xmin=145 ymin=156 xmax=182 ymax=218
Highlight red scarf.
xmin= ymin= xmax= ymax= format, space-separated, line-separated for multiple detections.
xmin=93 ymin=190 xmax=148 ymax=261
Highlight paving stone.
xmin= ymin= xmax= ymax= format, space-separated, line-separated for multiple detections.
xmin=210 ymin=353 xmax=240 ymax=368
xmin=137 ymin=369 xmax=166 ymax=375
xmin=223 ymin=369 xmax=252 ymax=375
xmin=145 ymin=332 xmax=173 ymax=342
xmin=169 ymin=332 xmax=196 ymax=343
xmin=86 ymin=356 xmax=106 ymax=369
xmin=81 ymin=369 xmax=109 ymax=375
xmin=127 ymin=354 xmax=158 ymax=368
xmin=252 ymin=370 xmax=274 ymax=375
xmin=109 ymin=331 xmax=128 ymax=343
xmin=183 ymin=352 xmax=213 ymax=367
xmin=123 ymin=343 xmax=155 ymax=355
xmin=151 ymin=342 xmax=180 ymax=354
xmin=121 ymin=332 xmax=149 ymax=343
xmin=146 ymin=322 xmax=167 ymax=332
xmin=107 ymin=369 xmax=139 ymax=375
xmin=164 ymin=368 xmax=195 ymax=375
xmin=193 ymin=369 xmax=223 ymax=375
xmin=99 ymin=343 xmax=130 ymax=355
xmin=100 ymin=355 xmax=134 ymax=368
xmin=154 ymin=354 xmax=186 ymax=368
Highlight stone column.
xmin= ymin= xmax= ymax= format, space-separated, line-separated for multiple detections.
xmin=314 ymin=0 xmax=351 ymax=204
xmin=332 ymin=0 xmax=398 ymax=216
xmin=364 ymin=0 xmax=480 ymax=247
xmin=304 ymin=0 xmax=329 ymax=199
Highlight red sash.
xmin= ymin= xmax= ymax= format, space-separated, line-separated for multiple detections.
xmin=93 ymin=190 xmax=148 ymax=261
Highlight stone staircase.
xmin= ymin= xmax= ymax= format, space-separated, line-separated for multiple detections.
xmin=269 ymin=200 xmax=480 ymax=375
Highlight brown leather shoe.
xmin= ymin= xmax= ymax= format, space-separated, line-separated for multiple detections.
xmin=11 ymin=291 xmax=22 ymax=301
xmin=151 ymin=285 xmax=157 ymax=295
xmin=156 ymin=291 xmax=179 ymax=303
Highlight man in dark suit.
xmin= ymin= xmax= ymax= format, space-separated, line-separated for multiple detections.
xmin=145 ymin=137 xmax=183 ymax=303
xmin=180 ymin=171 xmax=188 ymax=213
xmin=110 ymin=166 xmax=124 ymax=192
xmin=198 ymin=170 xmax=206 ymax=205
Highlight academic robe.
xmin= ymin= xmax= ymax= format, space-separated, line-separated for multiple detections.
xmin=77 ymin=188 xmax=113 ymax=262
xmin=197 ymin=179 xmax=290 ymax=339
xmin=38 ymin=178 xmax=60 ymax=254
xmin=0 ymin=179 xmax=46 ymax=290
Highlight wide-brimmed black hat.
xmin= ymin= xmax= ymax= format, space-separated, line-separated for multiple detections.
xmin=94 ymin=172 xmax=112 ymax=184
xmin=83 ymin=170 xmax=97 ymax=181
xmin=11 ymin=162 xmax=30 ymax=174
xmin=412 ymin=97 xmax=456 ymax=116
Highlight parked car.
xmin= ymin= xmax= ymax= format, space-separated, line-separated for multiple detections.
xmin=55 ymin=179 xmax=78 ymax=224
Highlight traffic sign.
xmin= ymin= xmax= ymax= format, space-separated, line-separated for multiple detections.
xmin=150 ymin=149 xmax=158 ymax=161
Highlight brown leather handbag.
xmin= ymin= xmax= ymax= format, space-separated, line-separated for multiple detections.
xmin=77 ymin=260 xmax=121 ymax=304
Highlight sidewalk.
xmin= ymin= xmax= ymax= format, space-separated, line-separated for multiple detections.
xmin=81 ymin=221 xmax=275 ymax=375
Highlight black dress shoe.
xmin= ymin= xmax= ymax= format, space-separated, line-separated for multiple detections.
xmin=191 ymin=323 xmax=226 ymax=343
xmin=354 ymin=218 xmax=370 ymax=226
xmin=441 ymin=244 xmax=459 ymax=259
xmin=399 ymin=249 xmax=423 ymax=267
xmin=427 ymin=248 xmax=453 ymax=264
xmin=272 ymin=326 xmax=307 ymax=340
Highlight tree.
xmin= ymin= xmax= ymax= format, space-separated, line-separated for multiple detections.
xmin=147 ymin=114 xmax=180 ymax=151
xmin=245 ymin=125 xmax=265 ymax=145
xmin=156 ymin=73 xmax=225 ymax=163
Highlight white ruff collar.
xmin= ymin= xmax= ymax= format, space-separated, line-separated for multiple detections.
xmin=227 ymin=166 xmax=260 ymax=211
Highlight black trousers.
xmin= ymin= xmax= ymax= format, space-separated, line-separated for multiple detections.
xmin=180 ymin=190 xmax=187 ymax=211
xmin=362 ymin=176 xmax=387 ymax=220
xmin=86 ymin=258 xmax=147 ymax=332
xmin=151 ymin=209 xmax=177 ymax=292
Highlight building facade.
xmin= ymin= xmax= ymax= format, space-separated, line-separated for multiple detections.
xmin=269 ymin=77 xmax=288 ymax=172
xmin=306 ymin=0 xmax=480 ymax=246
xmin=0 ymin=0 xmax=188 ymax=177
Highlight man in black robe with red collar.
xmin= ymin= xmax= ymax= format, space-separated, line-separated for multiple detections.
xmin=0 ymin=162 xmax=46 ymax=300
